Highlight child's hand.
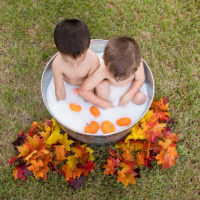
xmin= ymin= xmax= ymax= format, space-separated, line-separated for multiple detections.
xmin=119 ymin=94 xmax=131 ymax=107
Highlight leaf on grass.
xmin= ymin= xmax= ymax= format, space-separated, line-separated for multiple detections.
xmin=13 ymin=164 xmax=32 ymax=180
xmin=151 ymin=97 xmax=169 ymax=112
xmin=104 ymin=157 xmax=120 ymax=175
xmin=68 ymin=176 xmax=85 ymax=190
xmin=12 ymin=131 xmax=26 ymax=149
xmin=122 ymin=150 xmax=133 ymax=162
xmin=156 ymin=146 xmax=178 ymax=169
xmin=62 ymin=163 xmax=73 ymax=181
xmin=117 ymin=170 xmax=136 ymax=187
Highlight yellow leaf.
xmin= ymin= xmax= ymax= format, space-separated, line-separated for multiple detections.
xmin=67 ymin=156 xmax=78 ymax=170
xmin=45 ymin=128 xmax=62 ymax=146
xmin=59 ymin=133 xmax=74 ymax=152
xmin=139 ymin=110 xmax=154 ymax=124
xmin=125 ymin=124 xmax=146 ymax=143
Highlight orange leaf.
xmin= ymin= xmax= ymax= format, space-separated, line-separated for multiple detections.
xmin=84 ymin=121 xmax=99 ymax=134
xmin=151 ymin=98 xmax=169 ymax=112
xmin=104 ymin=157 xmax=120 ymax=175
xmin=122 ymin=150 xmax=133 ymax=162
xmin=90 ymin=106 xmax=101 ymax=117
xmin=26 ymin=135 xmax=43 ymax=149
xmin=136 ymin=152 xmax=146 ymax=168
xmin=117 ymin=170 xmax=136 ymax=187
xmin=116 ymin=117 xmax=131 ymax=126
xmin=101 ymin=121 xmax=115 ymax=134
xmin=69 ymin=103 xmax=81 ymax=112
xmin=62 ymin=164 xmax=73 ymax=181
xmin=54 ymin=145 xmax=66 ymax=161
xmin=156 ymin=146 xmax=178 ymax=169
xmin=17 ymin=142 xmax=32 ymax=157
xmin=13 ymin=167 xmax=18 ymax=180
xmin=129 ymin=140 xmax=145 ymax=151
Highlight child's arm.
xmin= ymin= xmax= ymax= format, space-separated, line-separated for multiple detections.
xmin=79 ymin=64 xmax=113 ymax=109
xmin=52 ymin=64 xmax=66 ymax=101
xmin=119 ymin=61 xmax=145 ymax=106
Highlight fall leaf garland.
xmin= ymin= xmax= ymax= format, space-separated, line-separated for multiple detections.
xmin=10 ymin=97 xmax=178 ymax=188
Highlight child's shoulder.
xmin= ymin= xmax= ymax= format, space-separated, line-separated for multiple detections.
xmin=52 ymin=53 xmax=63 ymax=72
xmin=86 ymin=49 xmax=99 ymax=63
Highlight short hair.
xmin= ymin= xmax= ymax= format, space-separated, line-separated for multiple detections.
xmin=54 ymin=19 xmax=90 ymax=59
xmin=103 ymin=36 xmax=142 ymax=80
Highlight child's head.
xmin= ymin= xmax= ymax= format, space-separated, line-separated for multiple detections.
xmin=54 ymin=19 xmax=90 ymax=60
xmin=103 ymin=36 xmax=141 ymax=81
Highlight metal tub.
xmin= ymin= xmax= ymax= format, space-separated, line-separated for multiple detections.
xmin=41 ymin=39 xmax=155 ymax=145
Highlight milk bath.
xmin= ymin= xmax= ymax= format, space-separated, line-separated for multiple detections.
xmin=47 ymin=53 xmax=148 ymax=135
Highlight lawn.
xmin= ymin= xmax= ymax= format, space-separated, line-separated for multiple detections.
xmin=0 ymin=0 xmax=199 ymax=199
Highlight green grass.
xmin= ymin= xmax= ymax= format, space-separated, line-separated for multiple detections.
xmin=0 ymin=0 xmax=199 ymax=199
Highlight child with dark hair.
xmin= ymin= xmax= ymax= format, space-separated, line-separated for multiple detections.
xmin=80 ymin=36 xmax=146 ymax=109
xmin=52 ymin=18 xmax=99 ymax=100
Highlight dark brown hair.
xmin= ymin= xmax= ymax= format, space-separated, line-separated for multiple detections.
xmin=54 ymin=19 xmax=90 ymax=59
xmin=103 ymin=36 xmax=141 ymax=80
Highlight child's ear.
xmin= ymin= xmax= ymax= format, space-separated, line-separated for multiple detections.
xmin=53 ymin=44 xmax=56 ymax=47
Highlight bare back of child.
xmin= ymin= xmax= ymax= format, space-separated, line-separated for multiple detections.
xmin=52 ymin=19 xmax=99 ymax=101
xmin=80 ymin=36 xmax=146 ymax=109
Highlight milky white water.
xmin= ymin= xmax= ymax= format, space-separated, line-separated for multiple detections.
xmin=47 ymin=53 xmax=149 ymax=135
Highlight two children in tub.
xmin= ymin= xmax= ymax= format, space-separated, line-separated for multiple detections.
xmin=52 ymin=19 xmax=146 ymax=109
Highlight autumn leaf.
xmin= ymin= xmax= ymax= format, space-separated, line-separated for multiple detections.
xmin=13 ymin=164 xmax=32 ymax=180
xmin=62 ymin=163 xmax=73 ymax=181
xmin=26 ymin=121 xmax=37 ymax=137
xmin=151 ymin=97 xmax=169 ymax=112
xmin=121 ymin=150 xmax=133 ymax=162
xmin=68 ymin=176 xmax=85 ymax=190
xmin=12 ymin=131 xmax=26 ymax=149
xmin=109 ymin=149 xmax=123 ymax=160
xmin=145 ymin=121 xmax=166 ymax=143
xmin=136 ymin=152 xmax=146 ymax=168
xmin=9 ymin=156 xmax=18 ymax=166
xmin=26 ymin=135 xmax=43 ymax=149
xmin=125 ymin=124 xmax=146 ymax=143
xmin=59 ymin=133 xmax=74 ymax=152
xmin=54 ymin=145 xmax=66 ymax=161
xmin=67 ymin=155 xmax=78 ymax=170
xmin=45 ymin=122 xmax=62 ymax=146
xmin=104 ymin=157 xmax=120 ymax=175
xmin=117 ymin=170 xmax=136 ymax=186
xmin=17 ymin=142 xmax=32 ymax=157
xmin=156 ymin=146 xmax=178 ymax=169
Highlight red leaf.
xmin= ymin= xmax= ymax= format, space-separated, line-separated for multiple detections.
xmin=109 ymin=149 xmax=123 ymax=160
xmin=85 ymin=161 xmax=95 ymax=171
xmin=9 ymin=156 xmax=18 ymax=166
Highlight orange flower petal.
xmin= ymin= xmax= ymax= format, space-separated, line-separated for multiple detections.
xmin=69 ymin=103 xmax=81 ymax=112
xmin=90 ymin=106 xmax=101 ymax=117
xmin=101 ymin=121 xmax=115 ymax=134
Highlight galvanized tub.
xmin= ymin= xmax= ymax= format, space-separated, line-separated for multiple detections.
xmin=41 ymin=39 xmax=155 ymax=145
